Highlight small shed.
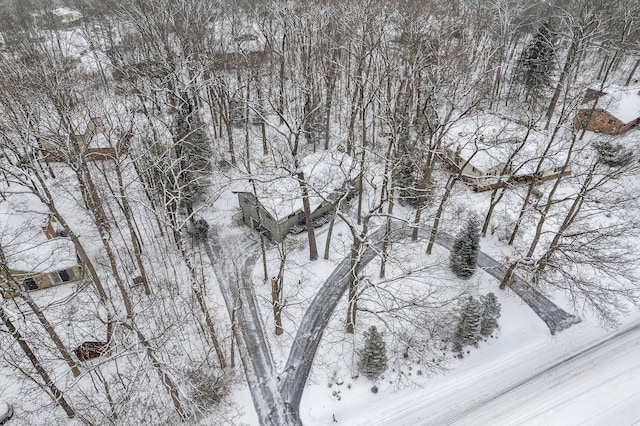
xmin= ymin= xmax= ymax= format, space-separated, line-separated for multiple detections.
xmin=575 ymin=86 xmax=640 ymax=135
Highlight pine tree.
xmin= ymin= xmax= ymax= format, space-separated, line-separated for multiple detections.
xmin=396 ymin=154 xmax=420 ymax=206
xmin=358 ymin=326 xmax=388 ymax=380
xmin=454 ymin=296 xmax=484 ymax=348
xmin=480 ymin=292 xmax=501 ymax=336
xmin=514 ymin=20 xmax=556 ymax=103
xmin=174 ymin=96 xmax=213 ymax=212
xmin=593 ymin=141 xmax=633 ymax=168
xmin=450 ymin=216 xmax=481 ymax=279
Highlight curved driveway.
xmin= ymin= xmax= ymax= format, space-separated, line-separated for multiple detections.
xmin=278 ymin=221 xmax=580 ymax=416
xmin=206 ymin=220 xmax=580 ymax=425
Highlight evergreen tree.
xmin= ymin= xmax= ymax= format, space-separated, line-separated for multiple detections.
xmin=358 ymin=326 xmax=388 ymax=380
xmin=174 ymin=96 xmax=213 ymax=212
xmin=514 ymin=20 xmax=556 ymax=102
xmin=450 ymin=216 xmax=481 ymax=279
xmin=593 ymin=141 xmax=633 ymax=168
xmin=454 ymin=295 xmax=483 ymax=348
xmin=480 ymin=292 xmax=501 ymax=336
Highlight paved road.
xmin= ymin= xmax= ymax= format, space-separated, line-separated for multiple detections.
xmin=371 ymin=319 xmax=640 ymax=425
xmin=206 ymin=220 xmax=579 ymax=425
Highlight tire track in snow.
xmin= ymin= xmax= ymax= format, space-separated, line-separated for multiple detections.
xmin=206 ymin=219 xmax=579 ymax=425
xmin=205 ymin=226 xmax=301 ymax=426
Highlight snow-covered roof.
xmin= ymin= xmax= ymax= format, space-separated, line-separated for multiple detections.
xmin=7 ymin=238 xmax=78 ymax=273
xmin=594 ymin=85 xmax=640 ymax=124
xmin=0 ymin=193 xmax=77 ymax=273
xmin=51 ymin=7 xmax=82 ymax=24
xmin=444 ymin=114 xmax=547 ymax=175
xmin=246 ymin=151 xmax=357 ymax=220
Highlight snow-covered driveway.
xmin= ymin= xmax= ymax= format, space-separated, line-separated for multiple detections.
xmin=207 ymin=217 xmax=582 ymax=425
xmin=205 ymin=226 xmax=301 ymax=425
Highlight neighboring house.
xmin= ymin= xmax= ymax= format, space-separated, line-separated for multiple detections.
xmin=0 ymin=196 xmax=83 ymax=296
xmin=51 ymin=7 xmax=82 ymax=25
xmin=575 ymin=86 xmax=640 ymax=135
xmin=437 ymin=147 xmax=513 ymax=192
xmin=438 ymin=146 xmax=571 ymax=191
xmin=439 ymin=114 xmax=571 ymax=192
xmin=42 ymin=117 xmax=131 ymax=162
xmin=236 ymin=152 xmax=358 ymax=243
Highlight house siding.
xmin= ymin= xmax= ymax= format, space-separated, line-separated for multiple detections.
xmin=1 ymin=265 xmax=83 ymax=297
xmin=575 ymin=110 xmax=628 ymax=134
xmin=236 ymin=181 xmax=359 ymax=243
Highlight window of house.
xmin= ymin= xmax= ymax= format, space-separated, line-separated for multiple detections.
xmin=58 ymin=269 xmax=71 ymax=282
xmin=23 ymin=278 xmax=38 ymax=290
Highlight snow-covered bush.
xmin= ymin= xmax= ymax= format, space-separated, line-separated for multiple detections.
xmin=593 ymin=141 xmax=633 ymax=167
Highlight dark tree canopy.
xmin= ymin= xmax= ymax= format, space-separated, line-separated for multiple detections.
xmin=514 ymin=20 xmax=557 ymax=103
xmin=454 ymin=296 xmax=483 ymax=348
xmin=480 ymin=292 xmax=501 ymax=337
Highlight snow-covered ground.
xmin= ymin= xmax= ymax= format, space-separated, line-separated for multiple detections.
xmin=237 ymin=211 xmax=640 ymax=426
xmin=2 ymin=5 xmax=640 ymax=425
xmin=301 ymin=291 xmax=640 ymax=425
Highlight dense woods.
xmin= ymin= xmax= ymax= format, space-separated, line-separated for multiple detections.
xmin=0 ymin=0 xmax=639 ymax=423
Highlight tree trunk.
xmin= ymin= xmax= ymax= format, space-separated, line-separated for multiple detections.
xmin=175 ymin=232 xmax=227 ymax=368
xmin=297 ymin=171 xmax=318 ymax=261
xmin=481 ymin=127 xmax=532 ymax=237
xmin=272 ymin=243 xmax=287 ymax=336
xmin=114 ymin=160 xmax=151 ymax=295
xmin=323 ymin=213 xmax=336 ymax=260
xmin=128 ymin=323 xmax=189 ymax=422
xmin=625 ymin=56 xmax=640 ymax=86
xmin=524 ymin=135 xmax=577 ymax=260
xmin=508 ymin=122 xmax=563 ymax=245
xmin=426 ymin=176 xmax=457 ymax=255
xmin=535 ymin=163 xmax=595 ymax=277
xmin=29 ymin=172 xmax=109 ymax=301
xmin=379 ymin=183 xmax=395 ymax=278
xmin=545 ymin=39 xmax=578 ymax=129
xmin=345 ymin=234 xmax=362 ymax=334
xmin=23 ymin=296 xmax=81 ymax=378
xmin=1 ymin=306 xmax=76 ymax=418
xmin=323 ymin=55 xmax=337 ymax=151
xmin=356 ymin=147 xmax=366 ymax=225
